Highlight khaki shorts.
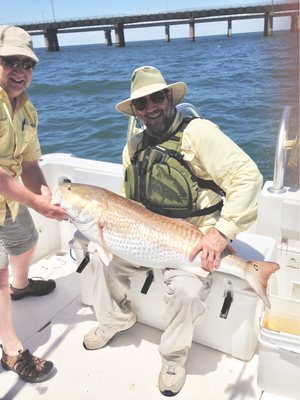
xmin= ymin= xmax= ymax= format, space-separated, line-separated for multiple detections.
xmin=0 ymin=205 xmax=38 ymax=269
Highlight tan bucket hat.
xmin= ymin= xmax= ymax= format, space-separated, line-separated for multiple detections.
xmin=116 ymin=66 xmax=187 ymax=116
xmin=0 ymin=25 xmax=39 ymax=62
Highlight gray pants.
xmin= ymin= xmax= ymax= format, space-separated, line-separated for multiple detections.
xmin=0 ymin=205 xmax=38 ymax=268
xmin=92 ymin=256 xmax=212 ymax=367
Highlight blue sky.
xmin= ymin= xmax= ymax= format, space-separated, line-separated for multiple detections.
xmin=1 ymin=0 xmax=291 ymax=47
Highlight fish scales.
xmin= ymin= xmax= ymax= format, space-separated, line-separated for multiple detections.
xmin=95 ymin=187 xmax=201 ymax=266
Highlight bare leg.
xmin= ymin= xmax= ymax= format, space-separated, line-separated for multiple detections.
xmin=10 ymin=244 xmax=36 ymax=289
xmin=0 ymin=267 xmax=23 ymax=355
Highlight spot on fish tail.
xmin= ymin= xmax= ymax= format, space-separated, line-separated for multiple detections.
xmin=248 ymin=260 xmax=280 ymax=308
xmin=253 ymin=263 xmax=259 ymax=272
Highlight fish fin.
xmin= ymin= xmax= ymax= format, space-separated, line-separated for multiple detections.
xmin=95 ymin=244 xmax=113 ymax=266
xmin=94 ymin=222 xmax=113 ymax=266
xmin=129 ymin=198 xmax=147 ymax=209
xmin=247 ymin=260 xmax=280 ymax=308
xmin=226 ymin=244 xmax=237 ymax=254
xmin=182 ymin=265 xmax=211 ymax=278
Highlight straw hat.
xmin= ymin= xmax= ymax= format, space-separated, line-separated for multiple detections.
xmin=0 ymin=25 xmax=39 ymax=62
xmin=116 ymin=66 xmax=187 ymax=116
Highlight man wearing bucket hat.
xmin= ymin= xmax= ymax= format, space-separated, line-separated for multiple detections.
xmin=84 ymin=66 xmax=262 ymax=396
xmin=0 ymin=25 xmax=66 ymax=383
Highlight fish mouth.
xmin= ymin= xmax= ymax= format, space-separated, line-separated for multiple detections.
xmin=51 ymin=185 xmax=62 ymax=206
xmin=51 ymin=176 xmax=72 ymax=205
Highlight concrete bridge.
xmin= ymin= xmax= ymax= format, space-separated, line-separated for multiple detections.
xmin=18 ymin=2 xmax=299 ymax=51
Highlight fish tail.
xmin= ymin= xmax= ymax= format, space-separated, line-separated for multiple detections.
xmin=248 ymin=260 xmax=280 ymax=308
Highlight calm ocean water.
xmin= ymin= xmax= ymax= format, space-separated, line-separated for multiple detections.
xmin=29 ymin=31 xmax=299 ymax=181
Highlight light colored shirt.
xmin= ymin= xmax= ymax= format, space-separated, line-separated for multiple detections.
xmin=122 ymin=111 xmax=263 ymax=240
xmin=0 ymin=88 xmax=41 ymax=225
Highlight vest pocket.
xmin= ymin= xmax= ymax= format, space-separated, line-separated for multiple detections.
xmin=146 ymin=164 xmax=193 ymax=210
xmin=124 ymin=164 xmax=139 ymax=201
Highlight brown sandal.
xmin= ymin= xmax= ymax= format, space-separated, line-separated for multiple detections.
xmin=1 ymin=346 xmax=54 ymax=383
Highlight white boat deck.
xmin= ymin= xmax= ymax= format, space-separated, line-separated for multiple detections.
xmin=1 ymin=140 xmax=299 ymax=399
xmin=0 ymin=251 xmax=288 ymax=400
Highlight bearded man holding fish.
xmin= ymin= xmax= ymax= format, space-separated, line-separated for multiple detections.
xmin=74 ymin=66 xmax=265 ymax=396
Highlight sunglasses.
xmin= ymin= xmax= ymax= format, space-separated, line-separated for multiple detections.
xmin=0 ymin=57 xmax=36 ymax=70
xmin=132 ymin=90 xmax=167 ymax=112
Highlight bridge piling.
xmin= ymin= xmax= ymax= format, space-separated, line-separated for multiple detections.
xmin=114 ymin=23 xmax=125 ymax=47
xmin=189 ymin=18 xmax=195 ymax=41
xmin=104 ymin=29 xmax=112 ymax=46
xmin=43 ymin=28 xmax=60 ymax=51
xmin=264 ymin=11 xmax=274 ymax=36
xmin=165 ymin=25 xmax=170 ymax=42
xmin=291 ymin=13 xmax=299 ymax=32
xmin=227 ymin=18 xmax=232 ymax=37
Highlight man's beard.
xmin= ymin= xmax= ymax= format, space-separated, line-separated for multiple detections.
xmin=146 ymin=107 xmax=176 ymax=140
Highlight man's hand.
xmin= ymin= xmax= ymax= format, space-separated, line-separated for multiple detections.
xmin=189 ymin=227 xmax=228 ymax=272
xmin=32 ymin=185 xmax=67 ymax=221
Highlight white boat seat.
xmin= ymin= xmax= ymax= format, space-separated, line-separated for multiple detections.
xmin=70 ymin=231 xmax=277 ymax=361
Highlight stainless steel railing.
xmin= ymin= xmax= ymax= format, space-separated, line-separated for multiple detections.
xmin=269 ymin=105 xmax=292 ymax=194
